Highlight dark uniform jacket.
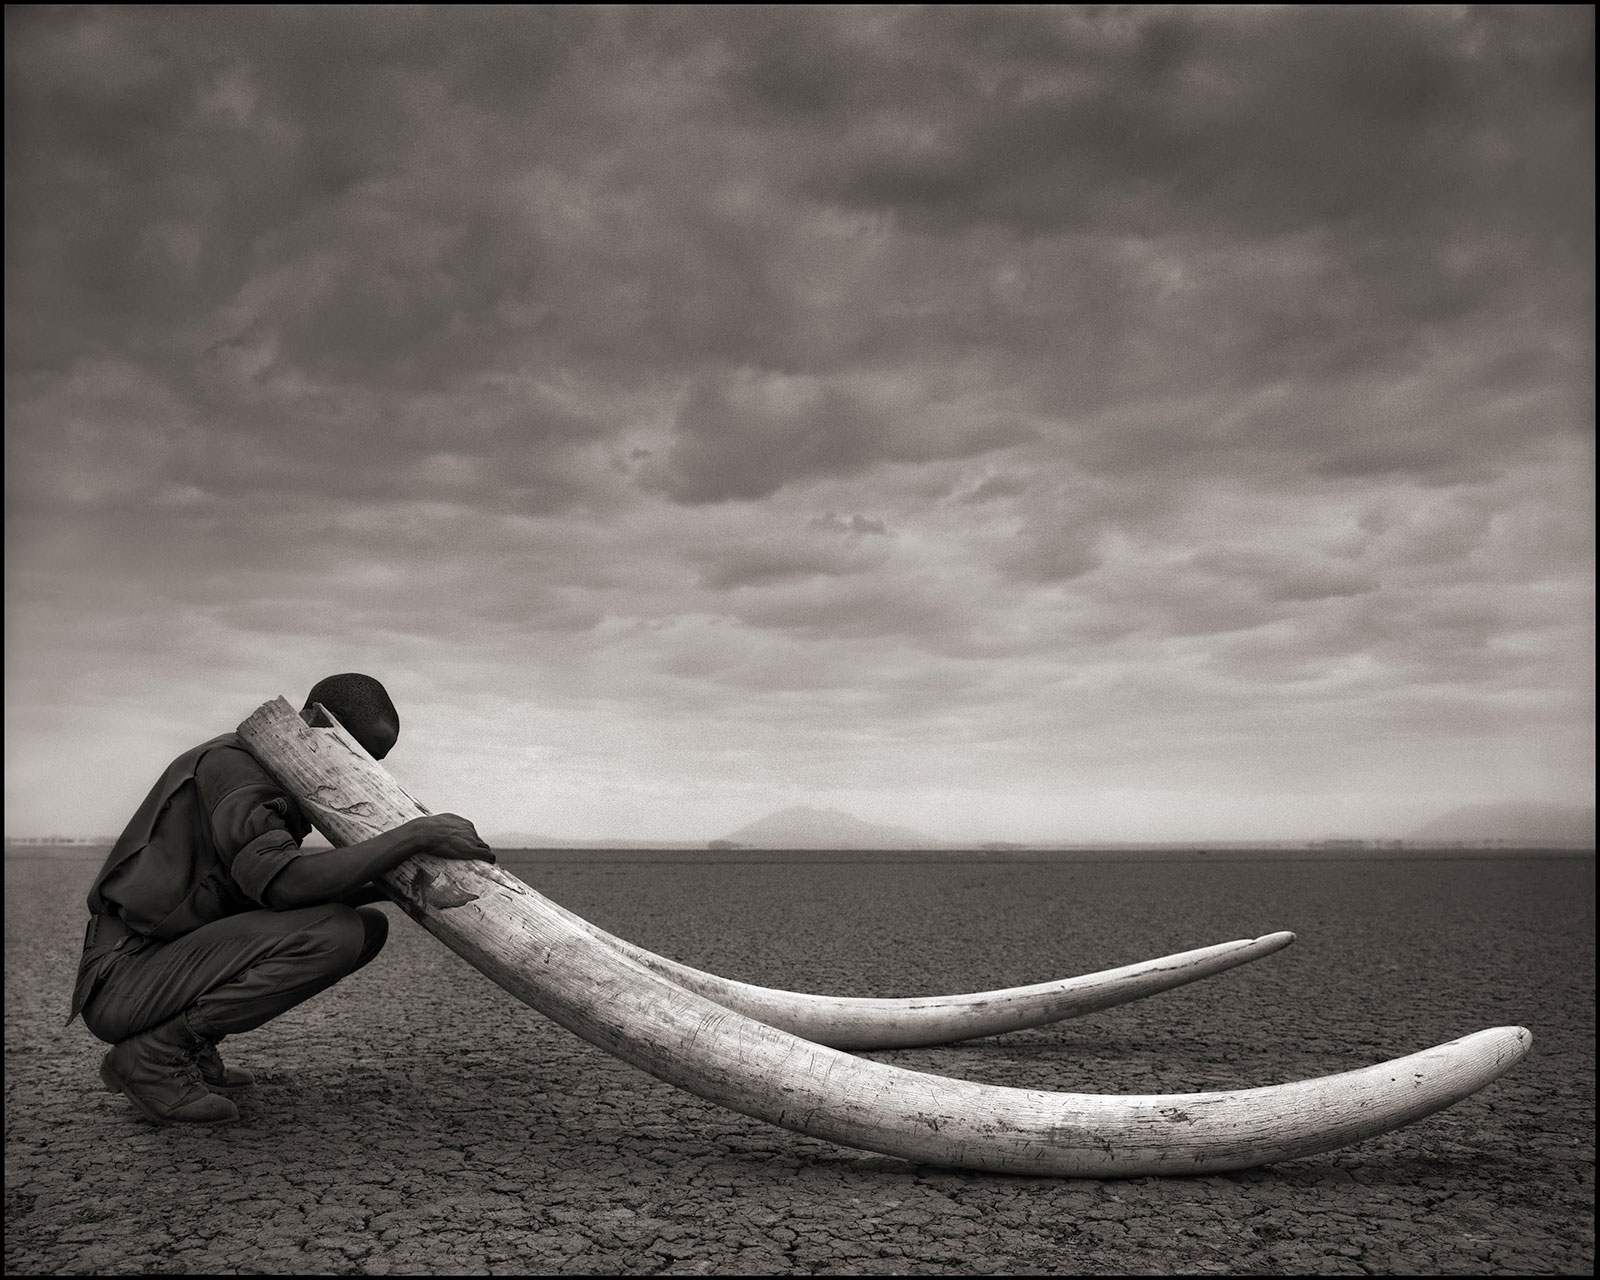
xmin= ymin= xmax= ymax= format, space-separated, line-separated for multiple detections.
xmin=69 ymin=733 xmax=313 ymax=1022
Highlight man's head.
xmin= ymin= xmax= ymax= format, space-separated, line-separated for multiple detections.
xmin=301 ymin=673 xmax=400 ymax=760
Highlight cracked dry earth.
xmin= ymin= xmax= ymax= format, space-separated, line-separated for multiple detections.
xmin=6 ymin=848 xmax=1594 ymax=1276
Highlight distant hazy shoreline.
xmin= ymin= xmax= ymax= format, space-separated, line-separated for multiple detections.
xmin=7 ymin=842 xmax=1592 ymax=865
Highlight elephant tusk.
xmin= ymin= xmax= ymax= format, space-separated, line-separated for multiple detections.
xmin=239 ymin=698 xmax=1531 ymax=1177
xmin=555 ymin=906 xmax=1296 ymax=1049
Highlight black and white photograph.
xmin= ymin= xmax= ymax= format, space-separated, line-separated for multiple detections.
xmin=5 ymin=5 xmax=1593 ymax=1275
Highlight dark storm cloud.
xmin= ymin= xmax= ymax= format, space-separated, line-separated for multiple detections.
xmin=5 ymin=6 xmax=1592 ymax=840
xmin=7 ymin=5 xmax=620 ymax=532
xmin=648 ymin=368 xmax=1029 ymax=503
xmin=704 ymin=5 xmax=1591 ymax=492
xmin=809 ymin=7 xmax=1591 ymax=241
xmin=7 ymin=5 xmax=1590 ymax=515
xmin=9 ymin=5 xmax=795 ymax=513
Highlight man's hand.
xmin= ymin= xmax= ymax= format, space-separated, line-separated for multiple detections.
xmin=403 ymin=813 xmax=495 ymax=864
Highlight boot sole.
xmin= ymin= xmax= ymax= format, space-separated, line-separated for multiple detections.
xmin=99 ymin=1056 xmax=238 ymax=1126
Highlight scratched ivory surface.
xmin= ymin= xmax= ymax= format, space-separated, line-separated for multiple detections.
xmin=5 ymin=847 xmax=1594 ymax=1276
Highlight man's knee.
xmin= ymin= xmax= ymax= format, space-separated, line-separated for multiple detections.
xmin=351 ymin=906 xmax=389 ymax=973
xmin=274 ymin=904 xmax=372 ymax=977
xmin=322 ymin=903 xmax=390 ymax=972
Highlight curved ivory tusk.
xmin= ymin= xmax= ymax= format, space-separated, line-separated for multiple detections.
xmin=238 ymin=698 xmax=1532 ymax=1177
xmin=558 ymin=906 xmax=1297 ymax=1048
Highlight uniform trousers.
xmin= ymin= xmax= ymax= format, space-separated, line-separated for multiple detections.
xmin=81 ymin=905 xmax=388 ymax=1046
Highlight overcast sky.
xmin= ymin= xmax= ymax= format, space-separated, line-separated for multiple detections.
xmin=5 ymin=6 xmax=1593 ymax=843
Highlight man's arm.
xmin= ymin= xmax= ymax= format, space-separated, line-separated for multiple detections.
xmin=261 ymin=814 xmax=493 ymax=911
xmin=197 ymin=740 xmax=494 ymax=912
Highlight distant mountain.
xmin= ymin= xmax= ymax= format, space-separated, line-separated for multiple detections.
xmin=1407 ymin=802 xmax=1595 ymax=845
xmin=719 ymin=806 xmax=937 ymax=849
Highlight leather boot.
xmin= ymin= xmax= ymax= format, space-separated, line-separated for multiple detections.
xmin=194 ymin=1036 xmax=256 ymax=1093
xmin=99 ymin=1013 xmax=238 ymax=1125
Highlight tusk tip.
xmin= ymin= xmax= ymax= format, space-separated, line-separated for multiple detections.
xmin=1256 ymin=930 xmax=1297 ymax=950
xmin=1456 ymin=1025 xmax=1534 ymax=1069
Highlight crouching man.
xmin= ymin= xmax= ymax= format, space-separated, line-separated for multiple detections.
xmin=70 ymin=673 xmax=494 ymax=1125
